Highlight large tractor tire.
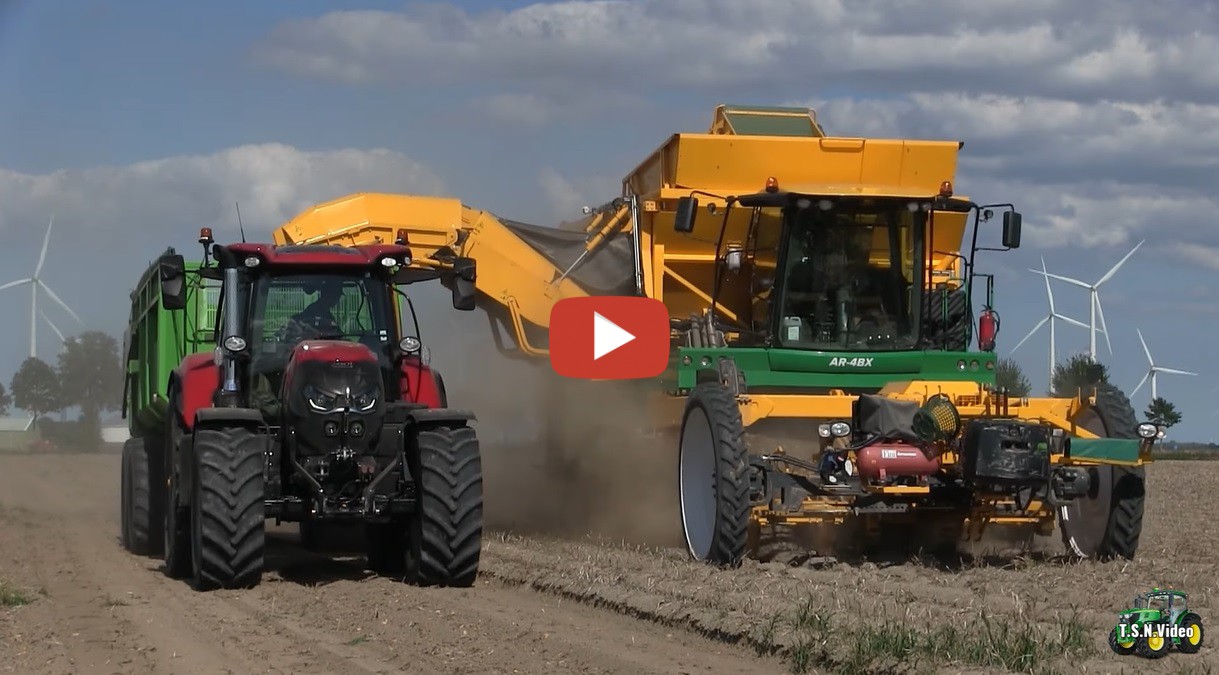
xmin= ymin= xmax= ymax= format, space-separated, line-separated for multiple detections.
xmin=120 ymin=437 xmax=162 ymax=556
xmin=1058 ymin=381 xmax=1146 ymax=561
xmin=189 ymin=427 xmax=266 ymax=591
xmin=405 ymin=426 xmax=483 ymax=587
xmin=162 ymin=389 xmax=192 ymax=579
xmin=678 ymin=383 xmax=750 ymax=567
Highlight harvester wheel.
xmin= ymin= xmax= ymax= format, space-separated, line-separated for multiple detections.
xmin=189 ymin=427 xmax=266 ymax=591
xmin=120 ymin=438 xmax=134 ymax=550
xmin=121 ymin=437 xmax=160 ymax=556
xmin=678 ymin=383 xmax=749 ymax=567
xmin=407 ymin=426 xmax=482 ymax=587
xmin=1058 ymin=381 xmax=1146 ymax=561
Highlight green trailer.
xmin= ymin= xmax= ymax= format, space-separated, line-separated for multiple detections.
xmin=119 ymin=249 xmax=217 ymax=555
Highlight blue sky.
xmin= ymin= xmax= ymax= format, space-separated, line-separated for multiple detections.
xmin=2 ymin=0 xmax=1218 ymax=439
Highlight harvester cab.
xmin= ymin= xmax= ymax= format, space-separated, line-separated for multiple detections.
xmin=121 ymin=226 xmax=486 ymax=592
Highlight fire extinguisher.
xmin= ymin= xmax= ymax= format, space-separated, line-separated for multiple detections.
xmin=978 ymin=306 xmax=999 ymax=352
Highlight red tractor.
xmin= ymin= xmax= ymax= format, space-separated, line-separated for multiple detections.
xmin=144 ymin=228 xmax=482 ymax=591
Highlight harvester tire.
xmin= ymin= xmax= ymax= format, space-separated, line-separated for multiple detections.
xmin=189 ymin=427 xmax=266 ymax=591
xmin=407 ymin=426 xmax=482 ymax=587
xmin=121 ymin=437 xmax=160 ymax=556
xmin=1058 ymin=381 xmax=1146 ymax=561
xmin=678 ymin=383 xmax=749 ymax=567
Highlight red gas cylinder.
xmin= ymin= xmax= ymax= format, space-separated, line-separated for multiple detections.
xmin=855 ymin=444 xmax=941 ymax=481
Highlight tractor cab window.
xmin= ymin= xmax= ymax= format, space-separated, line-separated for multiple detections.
xmin=248 ymin=273 xmax=393 ymax=377
xmin=775 ymin=198 xmax=922 ymax=351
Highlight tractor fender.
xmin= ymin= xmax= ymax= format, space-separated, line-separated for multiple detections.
xmin=174 ymin=353 xmax=220 ymax=433
xmin=399 ymin=357 xmax=445 ymax=408
xmin=194 ymin=406 xmax=265 ymax=429
xmin=406 ymin=407 xmax=477 ymax=430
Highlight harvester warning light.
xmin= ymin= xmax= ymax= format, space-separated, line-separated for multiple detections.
xmin=765 ymin=176 xmax=780 ymax=193
xmin=939 ymin=181 xmax=953 ymax=197
xmin=395 ymin=228 xmax=410 ymax=246
xmin=199 ymin=227 xmax=214 ymax=245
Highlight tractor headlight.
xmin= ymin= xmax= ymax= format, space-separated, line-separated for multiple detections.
xmin=400 ymin=336 xmax=421 ymax=353
xmin=304 ymin=385 xmax=339 ymax=413
xmin=830 ymin=421 xmax=851 ymax=438
xmin=818 ymin=424 xmax=832 ymax=438
xmin=350 ymin=390 xmax=377 ymax=413
xmin=243 ymin=255 xmax=261 ymax=268
xmin=223 ymin=335 xmax=247 ymax=353
xmin=380 ymin=256 xmax=398 ymax=268
xmin=1137 ymin=423 xmax=1159 ymax=439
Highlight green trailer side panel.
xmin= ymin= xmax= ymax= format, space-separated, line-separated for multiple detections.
xmin=124 ymin=258 xmax=219 ymax=438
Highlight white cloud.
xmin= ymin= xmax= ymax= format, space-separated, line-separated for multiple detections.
xmin=254 ymin=1 xmax=1219 ymax=102
xmin=538 ymin=168 xmax=622 ymax=223
xmin=0 ymin=143 xmax=447 ymax=243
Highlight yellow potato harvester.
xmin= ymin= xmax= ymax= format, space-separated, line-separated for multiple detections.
xmin=272 ymin=105 xmax=1159 ymax=565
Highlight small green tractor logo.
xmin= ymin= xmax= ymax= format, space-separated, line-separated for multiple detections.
xmin=1109 ymin=588 xmax=1204 ymax=658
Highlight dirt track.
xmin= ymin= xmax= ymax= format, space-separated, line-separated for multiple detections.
xmin=2 ymin=451 xmax=1217 ymax=675
xmin=0 ymin=451 xmax=782 ymax=675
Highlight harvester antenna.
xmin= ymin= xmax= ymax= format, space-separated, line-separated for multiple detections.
xmin=235 ymin=201 xmax=247 ymax=243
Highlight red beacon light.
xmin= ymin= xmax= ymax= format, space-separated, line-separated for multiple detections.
xmin=765 ymin=176 xmax=780 ymax=193
xmin=395 ymin=228 xmax=410 ymax=246
xmin=939 ymin=181 xmax=953 ymax=198
xmin=199 ymin=227 xmax=214 ymax=245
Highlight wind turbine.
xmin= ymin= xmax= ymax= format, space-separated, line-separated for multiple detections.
xmin=1010 ymin=257 xmax=1089 ymax=387
xmin=1131 ymin=328 xmax=1197 ymax=402
xmin=0 ymin=215 xmax=84 ymax=359
xmin=1030 ymin=240 xmax=1143 ymax=360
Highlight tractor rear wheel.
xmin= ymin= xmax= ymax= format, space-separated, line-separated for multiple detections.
xmin=189 ymin=427 xmax=266 ymax=591
xmin=162 ymin=391 xmax=192 ymax=579
xmin=1058 ymin=381 xmax=1146 ymax=561
xmin=678 ymin=383 xmax=749 ymax=567
xmin=406 ymin=426 xmax=482 ymax=587
xmin=121 ymin=437 xmax=160 ymax=556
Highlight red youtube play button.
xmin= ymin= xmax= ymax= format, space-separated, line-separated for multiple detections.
xmin=548 ymin=296 xmax=670 ymax=380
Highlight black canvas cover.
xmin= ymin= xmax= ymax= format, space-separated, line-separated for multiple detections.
xmin=499 ymin=215 xmax=637 ymax=296
xmin=854 ymin=394 xmax=921 ymax=444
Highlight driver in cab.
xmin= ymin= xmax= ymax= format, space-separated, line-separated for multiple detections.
xmin=287 ymin=279 xmax=344 ymax=338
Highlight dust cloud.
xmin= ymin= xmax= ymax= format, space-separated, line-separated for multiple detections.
xmin=417 ymin=292 xmax=683 ymax=550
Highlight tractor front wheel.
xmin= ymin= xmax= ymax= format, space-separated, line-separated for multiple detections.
xmin=1177 ymin=613 xmax=1204 ymax=653
xmin=678 ymin=383 xmax=749 ymax=567
xmin=1137 ymin=626 xmax=1172 ymax=659
xmin=405 ymin=426 xmax=483 ymax=587
xmin=188 ymin=427 xmax=266 ymax=591
xmin=1108 ymin=627 xmax=1136 ymax=655
xmin=1058 ymin=381 xmax=1146 ymax=560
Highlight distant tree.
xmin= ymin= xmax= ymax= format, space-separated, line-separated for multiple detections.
xmin=1145 ymin=397 xmax=1182 ymax=432
xmin=995 ymin=358 xmax=1032 ymax=397
xmin=1050 ymin=353 xmax=1109 ymax=397
xmin=0 ymin=381 xmax=10 ymax=416
xmin=9 ymin=357 xmax=63 ymax=422
xmin=56 ymin=331 xmax=123 ymax=442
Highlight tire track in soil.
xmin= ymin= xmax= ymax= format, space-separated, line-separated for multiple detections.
xmin=0 ymin=452 xmax=786 ymax=675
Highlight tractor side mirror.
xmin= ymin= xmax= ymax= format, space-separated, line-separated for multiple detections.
xmin=159 ymin=253 xmax=188 ymax=310
xmin=1002 ymin=211 xmax=1022 ymax=249
xmin=451 ymin=256 xmax=477 ymax=311
xmin=674 ymin=196 xmax=698 ymax=233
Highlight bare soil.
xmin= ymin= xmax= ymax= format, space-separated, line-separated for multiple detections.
xmin=1 ymin=450 xmax=1215 ymax=674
